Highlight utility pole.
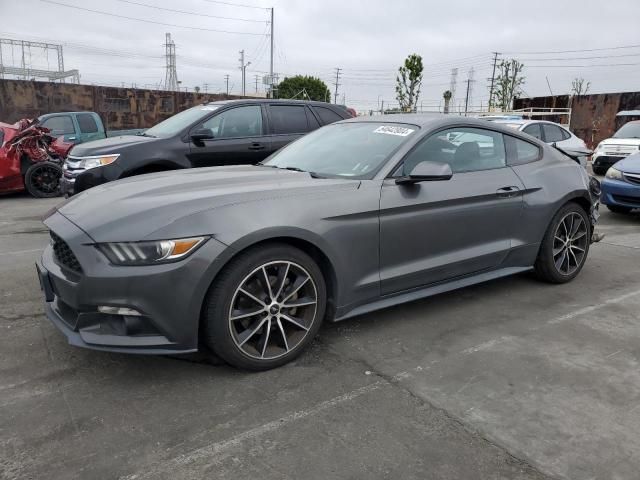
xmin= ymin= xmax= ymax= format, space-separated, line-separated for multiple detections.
xmin=464 ymin=67 xmax=475 ymax=115
xmin=239 ymin=50 xmax=251 ymax=97
xmin=254 ymin=74 xmax=259 ymax=94
xmin=269 ymin=7 xmax=274 ymax=98
xmin=464 ymin=78 xmax=471 ymax=116
xmin=488 ymin=51 xmax=500 ymax=110
xmin=224 ymin=74 xmax=230 ymax=96
xmin=333 ymin=67 xmax=341 ymax=104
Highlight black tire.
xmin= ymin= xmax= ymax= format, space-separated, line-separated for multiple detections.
xmin=592 ymin=166 xmax=607 ymax=176
xmin=534 ymin=202 xmax=591 ymax=284
xmin=202 ymin=243 xmax=326 ymax=371
xmin=606 ymin=204 xmax=633 ymax=214
xmin=24 ymin=161 xmax=62 ymax=198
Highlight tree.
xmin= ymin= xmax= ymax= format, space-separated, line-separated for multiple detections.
xmin=491 ymin=59 xmax=525 ymax=111
xmin=276 ymin=75 xmax=331 ymax=102
xmin=396 ymin=53 xmax=423 ymax=112
xmin=194 ymin=86 xmax=201 ymax=94
xmin=571 ymin=77 xmax=591 ymax=96
xmin=442 ymin=90 xmax=452 ymax=114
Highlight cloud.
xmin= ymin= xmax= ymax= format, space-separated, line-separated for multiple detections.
xmin=1 ymin=0 xmax=640 ymax=111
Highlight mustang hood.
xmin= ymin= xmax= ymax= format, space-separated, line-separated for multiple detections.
xmin=55 ymin=165 xmax=361 ymax=242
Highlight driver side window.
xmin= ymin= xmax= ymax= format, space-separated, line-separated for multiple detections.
xmin=400 ymin=127 xmax=506 ymax=175
xmin=201 ymin=105 xmax=263 ymax=139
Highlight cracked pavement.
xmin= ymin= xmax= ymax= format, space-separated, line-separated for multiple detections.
xmin=1 ymin=193 xmax=640 ymax=479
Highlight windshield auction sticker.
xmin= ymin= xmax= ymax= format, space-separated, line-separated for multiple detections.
xmin=373 ymin=125 xmax=415 ymax=136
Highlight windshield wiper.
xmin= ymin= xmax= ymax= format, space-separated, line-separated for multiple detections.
xmin=258 ymin=164 xmax=325 ymax=178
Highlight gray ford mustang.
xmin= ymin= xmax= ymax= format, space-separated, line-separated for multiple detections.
xmin=37 ymin=115 xmax=600 ymax=370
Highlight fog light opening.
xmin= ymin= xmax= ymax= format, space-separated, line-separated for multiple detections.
xmin=97 ymin=306 xmax=142 ymax=316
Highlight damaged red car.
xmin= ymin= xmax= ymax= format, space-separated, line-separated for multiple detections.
xmin=0 ymin=119 xmax=73 ymax=198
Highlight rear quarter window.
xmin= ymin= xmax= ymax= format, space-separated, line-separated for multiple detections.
xmin=314 ymin=106 xmax=344 ymax=125
xmin=506 ymin=136 xmax=541 ymax=165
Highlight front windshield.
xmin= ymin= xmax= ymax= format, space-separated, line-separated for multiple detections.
xmin=263 ymin=122 xmax=418 ymax=179
xmin=144 ymin=105 xmax=220 ymax=138
xmin=613 ymin=122 xmax=640 ymax=139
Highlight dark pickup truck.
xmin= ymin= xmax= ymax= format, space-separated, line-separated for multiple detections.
xmin=62 ymin=99 xmax=353 ymax=195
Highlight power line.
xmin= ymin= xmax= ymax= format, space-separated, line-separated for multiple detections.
xmin=505 ymin=44 xmax=640 ymax=55
xmin=515 ymin=52 xmax=640 ymax=62
xmin=40 ymin=0 xmax=268 ymax=35
xmin=114 ymin=0 xmax=268 ymax=22
xmin=199 ymin=0 xmax=269 ymax=10
xmin=525 ymin=62 xmax=640 ymax=68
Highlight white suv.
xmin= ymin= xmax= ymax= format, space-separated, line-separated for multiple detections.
xmin=592 ymin=121 xmax=640 ymax=175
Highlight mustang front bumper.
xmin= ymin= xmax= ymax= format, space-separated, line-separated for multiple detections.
xmin=38 ymin=211 xmax=229 ymax=354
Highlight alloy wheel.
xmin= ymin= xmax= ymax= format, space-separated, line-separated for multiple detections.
xmin=29 ymin=164 xmax=60 ymax=195
xmin=552 ymin=212 xmax=588 ymax=276
xmin=228 ymin=261 xmax=318 ymax=360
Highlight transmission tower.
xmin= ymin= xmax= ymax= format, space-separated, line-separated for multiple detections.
xmin=449 ymin=68 xmax=458 ymax=108
xmin=164 ymin=33 xmax=179 ymax=92
xmin=0 ymin=38 xmax=79 ymax=83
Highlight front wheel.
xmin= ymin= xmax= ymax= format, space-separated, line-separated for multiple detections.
xmin=24 ymin=161 xmax=62 ymax=198
xmin=534 ymin=203 xmax=591 ymax=283
xmin=202 ymin=244 xmax=326 ymax=370
xmin=607 ymin=204 xmax=633 ymax=214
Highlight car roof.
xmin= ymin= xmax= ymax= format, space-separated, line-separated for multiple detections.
xmin=204 ymin=99 xmax=341 ymax=107
xmin=338 ymin=113 xmax=545 ymax=133
xmin=492 ymin=119 xmax=570 ymax=128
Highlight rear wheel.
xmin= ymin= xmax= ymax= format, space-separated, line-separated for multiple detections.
xmin=607 ymin=205 xmax=633 ymax=214
xmin=24 ymin=162 xmax=62 ymax=198
xmin=534 ymin=203 xmax=591 ymax=283
xmin=202 ymin=244 xmax=326 ymax=370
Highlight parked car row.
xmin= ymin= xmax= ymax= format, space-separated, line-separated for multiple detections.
xmin=37 ymin=113 xmax=602 ymax=370
xmin=61 ymin=100 xmax=353 ymax=195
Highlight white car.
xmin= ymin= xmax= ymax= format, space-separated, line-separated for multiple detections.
xmin=591 ymin=121 xmax=640 ymax=175
xmin=490 ymin=119 xmax=588 ymax=167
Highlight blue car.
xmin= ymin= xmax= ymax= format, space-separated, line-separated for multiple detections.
xmin=601 ymin=153 xmax=640 ymax=214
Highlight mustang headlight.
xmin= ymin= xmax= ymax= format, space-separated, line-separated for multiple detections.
xmin=97 ymin=237 xmax=207 ymax=265
xmin=605 ymin=167 xmax=624 ymax=180
xmin=78 ymin=154 xmax=120 ymax=170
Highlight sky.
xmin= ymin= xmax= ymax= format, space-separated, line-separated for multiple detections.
xmin=1 ymin=0 xmax=640 ymax=113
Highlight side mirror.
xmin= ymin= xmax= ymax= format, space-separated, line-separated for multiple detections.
xmin=396 ymin=161 xmax=453 ymax=185
xmin=190 ymin=129 xmax=214 ymax=142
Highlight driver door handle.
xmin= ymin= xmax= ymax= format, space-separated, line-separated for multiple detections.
xmin=248 ymin=142 xmax=265 ymax=151
xmin=496 ymin=186 xmax=521 ymax=198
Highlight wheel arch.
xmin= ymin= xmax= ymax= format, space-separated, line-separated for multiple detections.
xmin=196 ymin=230 xmax=341 ymax=339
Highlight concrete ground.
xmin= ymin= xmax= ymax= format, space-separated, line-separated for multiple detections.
xmin=1 ymin=192 xmax=640 ymax=480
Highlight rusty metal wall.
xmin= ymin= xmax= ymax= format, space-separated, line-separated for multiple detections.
xmin=515 ymin=91 xmax=640 ymax=148
xmin=0 ymin=79 xmax=248 ymax=130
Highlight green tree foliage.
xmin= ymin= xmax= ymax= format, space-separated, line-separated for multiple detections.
xmin=277 ymin=75 xmax=331 ymax=102
xmin=396 ymin=53 xmax=423 ymax=112
xmin=492 ymin=59 xmax=525 ymax=111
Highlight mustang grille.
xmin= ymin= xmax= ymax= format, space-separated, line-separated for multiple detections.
xmin=50 ymin=231 xmax=83 ymax=273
